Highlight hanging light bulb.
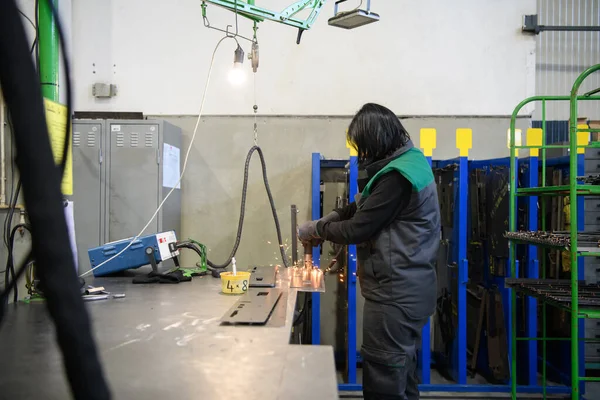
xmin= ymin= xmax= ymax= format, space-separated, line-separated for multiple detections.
xmin=229 ymin=45 xmax=246 ymax=85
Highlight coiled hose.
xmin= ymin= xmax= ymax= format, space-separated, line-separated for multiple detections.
xmin=206 ymin=146 xmax=289 ymax=270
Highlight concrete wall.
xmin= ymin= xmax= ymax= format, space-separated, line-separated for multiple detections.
xmin=155 ymin=115 xmax=531 ymax=268
xmin=72 ymin=0 xmax=537 ymax=116
xmin=4 ymin=1 xmax=537 ymax=299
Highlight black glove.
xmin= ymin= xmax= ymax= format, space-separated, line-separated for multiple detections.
xmin=298 ymin=220 xmax=320 ymax=246
xmin=321 ymin=211 xmax=340 ymax=224
xmin=298 ymin=212 xmax=340 ymax=247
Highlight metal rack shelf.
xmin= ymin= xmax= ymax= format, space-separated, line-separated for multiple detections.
xmin=507 ymin=64 xmax=600 ymax=400
xmin=504 ymin=231 xmax=600 ymax=255
xmin=516 ymin=185 xmax=600 ymax=196
xmin=506 ymin=279 xmax=600 ymax=318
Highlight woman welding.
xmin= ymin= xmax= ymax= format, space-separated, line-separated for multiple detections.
xmin=299 ymin=103 xmax=440 ymax=400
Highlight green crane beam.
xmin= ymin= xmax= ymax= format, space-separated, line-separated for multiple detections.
xmin=202 ymin=0 xmax=326 ymax=31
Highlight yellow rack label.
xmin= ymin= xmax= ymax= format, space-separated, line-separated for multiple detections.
xmin=419 ymin=128 xmax=436 ymax=157
xmin=456 ymin=128 xmax=472 ymax=157
xmin=526 ymin=128 xmax=543 ymax=157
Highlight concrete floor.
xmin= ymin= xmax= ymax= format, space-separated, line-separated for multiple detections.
xmin=337 ymin=369 xmax=600 ymax=399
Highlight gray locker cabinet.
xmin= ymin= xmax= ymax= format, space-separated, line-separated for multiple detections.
xmin=105 ymin=120 xmax=181 ymax=243
xmin=72 ymin=120 xmax=105 ymax=274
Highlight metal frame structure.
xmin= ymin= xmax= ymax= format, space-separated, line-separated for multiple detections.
xmin=508 ymin=64 xmax=600 ymax=400
xmin=202 ymin=0 xmax=326 ymax=30
xmin=311 ymin=136 xmax=581 ymax=394
xmin=310 ymin=154 xmax=359 ymax=387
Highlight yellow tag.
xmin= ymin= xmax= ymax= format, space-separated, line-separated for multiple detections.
xmin=526 ymin=128 xmax=543 ymax=157
xmin=456 ymin=128 xmax=472 ymax=157
xmin=419 ymin=128 xmax=436 ymax=157
xmin=577 ymin=124 xmax=589 ymax=154
xmin=44 ymin=99 xmax=73 ymax=195
xmin=345 ymin=134 xmax=358 ymax=157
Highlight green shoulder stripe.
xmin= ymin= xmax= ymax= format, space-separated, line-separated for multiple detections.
xmin=362 ymin=148 xmax=434 ymax=197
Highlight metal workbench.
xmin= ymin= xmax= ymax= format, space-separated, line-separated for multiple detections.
xmin=0 ymin=268 xmax=337 ymax=399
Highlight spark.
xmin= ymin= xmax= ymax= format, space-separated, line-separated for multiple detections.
xmin=267 ymin=241 xmax=271 ymax=244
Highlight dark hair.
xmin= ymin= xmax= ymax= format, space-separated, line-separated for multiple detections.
xmin=347 ymin=103 xmax=410 ymax=163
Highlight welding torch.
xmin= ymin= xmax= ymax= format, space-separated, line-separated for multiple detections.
xmin=304 ymin=243 xmax=313 ymax=268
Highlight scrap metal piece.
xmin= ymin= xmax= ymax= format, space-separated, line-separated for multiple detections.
xmin=82 ymin=294 xmax=109 ymax=302
xmin=290 ymin=266 xmax=325 ymax=292
xmin=221 ymin=289 xmax=283 ymax=325
xmin=248 ymin=265 xmax=277 ymax=288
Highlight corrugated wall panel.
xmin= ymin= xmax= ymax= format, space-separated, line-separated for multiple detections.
xmin=536 ymin=0 xmax=600 ymax=120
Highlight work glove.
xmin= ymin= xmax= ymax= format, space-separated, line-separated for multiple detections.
xmin=298 ymin=212 xmax=340 ymax=247
xmin=298 ymin=220 xmax=322 ymax=247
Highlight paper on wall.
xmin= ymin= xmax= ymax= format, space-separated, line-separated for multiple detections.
xmin=162 ymin=143 xmax=181 ymax=189
xmin=44 ymin=99 xmax=73 ymax=195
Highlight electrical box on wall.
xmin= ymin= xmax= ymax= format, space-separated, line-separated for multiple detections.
xmin=72 ymin=119 xmax=182 ymax=275
xmin=92 ymin=83 xmax=117 ymax=98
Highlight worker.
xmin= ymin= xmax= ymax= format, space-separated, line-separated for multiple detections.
xmin=299 ymin=103 xmax=440 ymax=400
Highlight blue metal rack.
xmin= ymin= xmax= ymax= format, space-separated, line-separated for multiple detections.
xmin=310 ymin=151 xmax=579 ymax=396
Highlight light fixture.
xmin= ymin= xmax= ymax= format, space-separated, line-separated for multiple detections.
xmin=328 ymin=0 xmax=380 ymax=30
xmin=229 ymin=44 xmax=246 ymax=85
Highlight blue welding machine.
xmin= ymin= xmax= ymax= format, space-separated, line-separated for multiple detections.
xmin=88 ymin=231 xmax=179 ymax=277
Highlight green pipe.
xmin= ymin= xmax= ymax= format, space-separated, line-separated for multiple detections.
xmin=38 ymin=0 xmax=60 ymax=101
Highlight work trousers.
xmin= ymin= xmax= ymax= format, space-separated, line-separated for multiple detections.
xmin=362 ymin=299 xmax=428 ymax=400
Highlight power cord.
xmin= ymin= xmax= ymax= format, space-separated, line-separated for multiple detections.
xmin=79 ymin=35 xmax=240 ymax=278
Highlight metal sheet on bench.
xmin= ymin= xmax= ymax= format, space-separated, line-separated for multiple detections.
xmin=249 ymin=265 xmax=277 ymax=288
xmin=221 ymin=289 xmax=283 ymax=325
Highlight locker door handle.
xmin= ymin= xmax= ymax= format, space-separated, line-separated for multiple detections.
xmin=156 ymin=148 xmax=160 ymax=164
xmin=98 ymin=148 xmax=103 ymax=164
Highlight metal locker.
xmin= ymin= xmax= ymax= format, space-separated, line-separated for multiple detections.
xmin=72 ymin=120 xmax=105 ymax=274
xmin=105 ymin=120 xmax=181 ymax=243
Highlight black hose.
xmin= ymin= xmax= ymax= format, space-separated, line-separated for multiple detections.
xmin=4 ymin=178 xmax=21 ymax=250
xmin=0 ymin=1 xmax=111 ymax=399
xmin=3 ymin=223 xmax=30 ymax=305
xmin=176 ymin=242 xmax=204 ymax=259
xmin=207 ymin=145 xmax=289 ymax=269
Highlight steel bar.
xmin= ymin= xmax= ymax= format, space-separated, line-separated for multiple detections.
xmin=577 ymin=175 xmax=600 ymax=185
xmin=505 ymin=230 xmax=600 ymax=250
xmin=505 ymin=279 xmax=600 ymax=309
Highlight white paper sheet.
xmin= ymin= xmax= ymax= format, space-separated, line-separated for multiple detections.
xmin=64 ymin=201 xmax=78 ymax=273
xmin=162 ymin=143 xmax=181 ymax=189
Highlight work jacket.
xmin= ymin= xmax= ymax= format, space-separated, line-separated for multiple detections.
xmin=356 ymin=141 xmax=440 ymax=320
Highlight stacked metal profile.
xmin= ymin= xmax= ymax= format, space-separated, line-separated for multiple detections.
xmin=504 ymin=231 xmax=600 ymax=251
xmin=506 ymin=279 xmax=600 ymax=309
xmin=507 ymin=65 xmax=600 ymax=400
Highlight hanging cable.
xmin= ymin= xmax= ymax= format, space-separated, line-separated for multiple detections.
xmin=206 ymin=146 xmax=289 ymax=269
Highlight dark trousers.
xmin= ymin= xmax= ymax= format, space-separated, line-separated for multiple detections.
xmin=362 ymin=299 xmax=428 ymax=400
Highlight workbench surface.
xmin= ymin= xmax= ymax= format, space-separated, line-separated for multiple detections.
xmin=0 ymin=268 xmax=337 ymax=399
